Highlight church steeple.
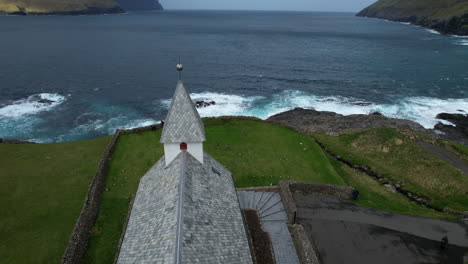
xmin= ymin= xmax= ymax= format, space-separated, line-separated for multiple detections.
xmin=161 ymin=65 xmax=206 ymax=165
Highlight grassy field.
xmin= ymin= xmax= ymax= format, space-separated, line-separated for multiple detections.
xmin=0 ymin=136 xmax=110 ymax=264
xmin=83 ymin=118 xmax=347 ymax=263
xmin=314 ymin=127 xmax=468 ymax=212
xmin=83 ymin=119 xmax=458 ymax=263
xmin=2 ymin=119 xmax=463 ymax=264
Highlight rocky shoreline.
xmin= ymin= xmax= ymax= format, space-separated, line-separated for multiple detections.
xmin=356 ymin=0 xmax=468 ymax=36
xmin=357 ymin=12 xmax=468 ymax=36
xmin=267 ymin=107 xmax=468 ymax=145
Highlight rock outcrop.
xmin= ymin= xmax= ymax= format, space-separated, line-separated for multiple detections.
xmin=356 ymin=0 xmax=468 ymax=36
xmin=267 ymin=108 xmax=468 ymax=145
xmin=0 ymin=0 xmax=124 ymax=15
xmin=267 ymin=107 xmax=430 ymax=136
xmin=434 ymin=113 xmax=468 ymax=145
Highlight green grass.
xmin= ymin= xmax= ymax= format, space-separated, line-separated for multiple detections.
xmin=0 ymin=0 xmax=120 ymax=14
xmin=360 ymin=0 xmax=468 ymax=20
xmin=0 ymin=136 xmax=110 ymax=264
xmin=313 ymin=127 xmax=468 ymax=212
xmin=3 ymin=119 xmax=462 ymax=264
xmin=83 ymin=118 xmax=346 ymax=263
xmin=83 ymin=130 xmax=163 ymax=264
xmin=203 ymin=118 xmax=345 ymax=187
xmin=84 ymin=119 xmax=459 ymax=263
xmin=327 ymin=155 xmax=457 ymax=219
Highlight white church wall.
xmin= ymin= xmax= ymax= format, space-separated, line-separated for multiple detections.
xmin=164 ymin=142 xmax=204 ymax=165
xmin=187 ymin=142 xmax=204 ymax=164
xmin=164 ymin=143 xmax=180 ymax=166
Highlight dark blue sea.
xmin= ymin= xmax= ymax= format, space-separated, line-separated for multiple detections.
xmin=0 ymin=11 xmax=467 ymax=142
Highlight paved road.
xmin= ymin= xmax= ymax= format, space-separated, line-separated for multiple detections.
xmin=417 ymin=141 xmax=468 ymax=174
xmin=295 ymin=193 xmax=468 ymax=264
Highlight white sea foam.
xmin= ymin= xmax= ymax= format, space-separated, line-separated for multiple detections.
xmin=454 ymin=39 xmax=468 ymax=46
xmin=0 ymin=93 xmax=67 ymax=118
xmin=161 ymin=92 xmax=264 ymax=117
xmin=425 ymin=29 xmax=441 ymax=35
xmin=160 ymin=90 xmax=468 ymax=129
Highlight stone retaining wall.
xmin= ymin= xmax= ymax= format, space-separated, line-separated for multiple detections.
xmin=278 ymin=181 xmax=358 ymax=264
xmin=237 ymin=186 xmax=279 ymax=192
xmin=279 ymin=181 xmax=357 ymax=225
xmin=61 ymin=130 xmax=122 ymax=264
xmin=288 ymin=224 xmax=321 ymax=264
xmin=61 ymin=124 xmax=161 ymax=264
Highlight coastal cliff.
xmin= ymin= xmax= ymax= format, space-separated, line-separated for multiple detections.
xmin=114 ymin=0 xmax=163 ymax=11
xmin=0 ymin=0 xmax=124 ymax=15
xmin=357 ymin=0 xmax=468 ymax=35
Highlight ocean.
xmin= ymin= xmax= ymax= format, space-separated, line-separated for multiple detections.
xmin=0 ymin=10 xmax=467 ymax=142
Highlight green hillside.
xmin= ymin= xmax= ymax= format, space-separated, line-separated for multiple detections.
xmin=357 ymin=0 xmax=468 ymax=35
xmin=1 ymin=118 xmax=464 ymax=263
xmin=0 ymin=0 xmax=123 ymax=15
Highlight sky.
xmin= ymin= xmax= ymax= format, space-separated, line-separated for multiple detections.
xmin=160 ymin=0 xmax=377 ymax=13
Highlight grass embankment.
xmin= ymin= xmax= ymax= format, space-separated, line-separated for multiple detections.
xmin=314 ymin=127 xmax=468 ymax=213
xmin=84 ymin=119 xmax=457 ymax=263
xmin=0 ymin=0 xmax=121 ymax=14
xmin=0 ymin=136 xmax=110 ymax=264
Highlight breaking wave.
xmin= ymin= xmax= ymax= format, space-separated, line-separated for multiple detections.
xmin=161 ymin=90 xmax=468 ymax=129
xmin=0 ymin=93 xmax=67 ymax=118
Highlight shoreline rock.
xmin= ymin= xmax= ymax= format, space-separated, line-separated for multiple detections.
xmin=267 ymin=107 xmax=431 ymax=135
xmin=267 ymin=107 xmax=467 ymax=145
xmin=434 ymin=113 xmax=468 ymax=145
xmin=194 ymin=100 xmax=216 ymax=109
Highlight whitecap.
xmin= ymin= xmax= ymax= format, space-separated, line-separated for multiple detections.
xmin=0 ymin=93 xmax=67 ymax=118
xmin=160 ymin=90 xmax=468 ymax=130
xmin=425 ymin=29 xmax=441 ymax=35
xmin=161 ymin=92 xmax=264 ymax=118
xmin=454 ymin=39 xmax=468 ymax=46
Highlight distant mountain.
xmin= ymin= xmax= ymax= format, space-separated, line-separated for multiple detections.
xmin=114 ymin=0 xmax=163 ymax=11
xmin=0 ymin=0 xmax=124 ymax=15
xmin=357 ymin=0 xmax=468 ymax=35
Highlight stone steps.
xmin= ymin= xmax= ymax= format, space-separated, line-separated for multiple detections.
xmin=237 ymin=190 xmax=300 ymax=264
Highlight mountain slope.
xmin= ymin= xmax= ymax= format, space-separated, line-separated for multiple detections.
xmin=0 ymin=0 xmax=124 ymax=15
xmin=114 ymin=0 xmax=163 ymax=11
xmin=357 ymin=0 xmax=468 ymax=35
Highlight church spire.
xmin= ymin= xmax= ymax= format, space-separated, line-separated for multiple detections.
xmin=161 ymin=64 xmax=205 ymax=165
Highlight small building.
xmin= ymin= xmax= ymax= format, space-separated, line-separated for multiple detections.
xmin=116 ymin=70 xmax=253 ymax=264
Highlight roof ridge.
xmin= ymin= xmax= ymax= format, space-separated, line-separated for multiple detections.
xmin=174 ymin=150 xmax=187 ymax=264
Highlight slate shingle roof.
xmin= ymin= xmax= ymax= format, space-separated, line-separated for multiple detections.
xmin=116 ymin=151 xmax=253 ymax=264
xmin=160 ymin=81 xmax=206 ymax=143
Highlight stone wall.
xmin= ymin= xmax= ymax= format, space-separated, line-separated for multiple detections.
xmin=289 ymin=181 xmax=358 ymax=200
xmin=61 ymin=130 xmax=122 ymax=264
xmin=61 ymin=124 xmax=161 ymax=264
xmin=279 ymin=181 xmax=357 ymax=225
xmin=288 ymin=224 xmax=321 ymax=264
xmin=278 ymin=181 xmax=358 ymax=264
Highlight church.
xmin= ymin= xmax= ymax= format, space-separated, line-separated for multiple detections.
xmin=116 ymin=65 xmax=253 ymax=264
